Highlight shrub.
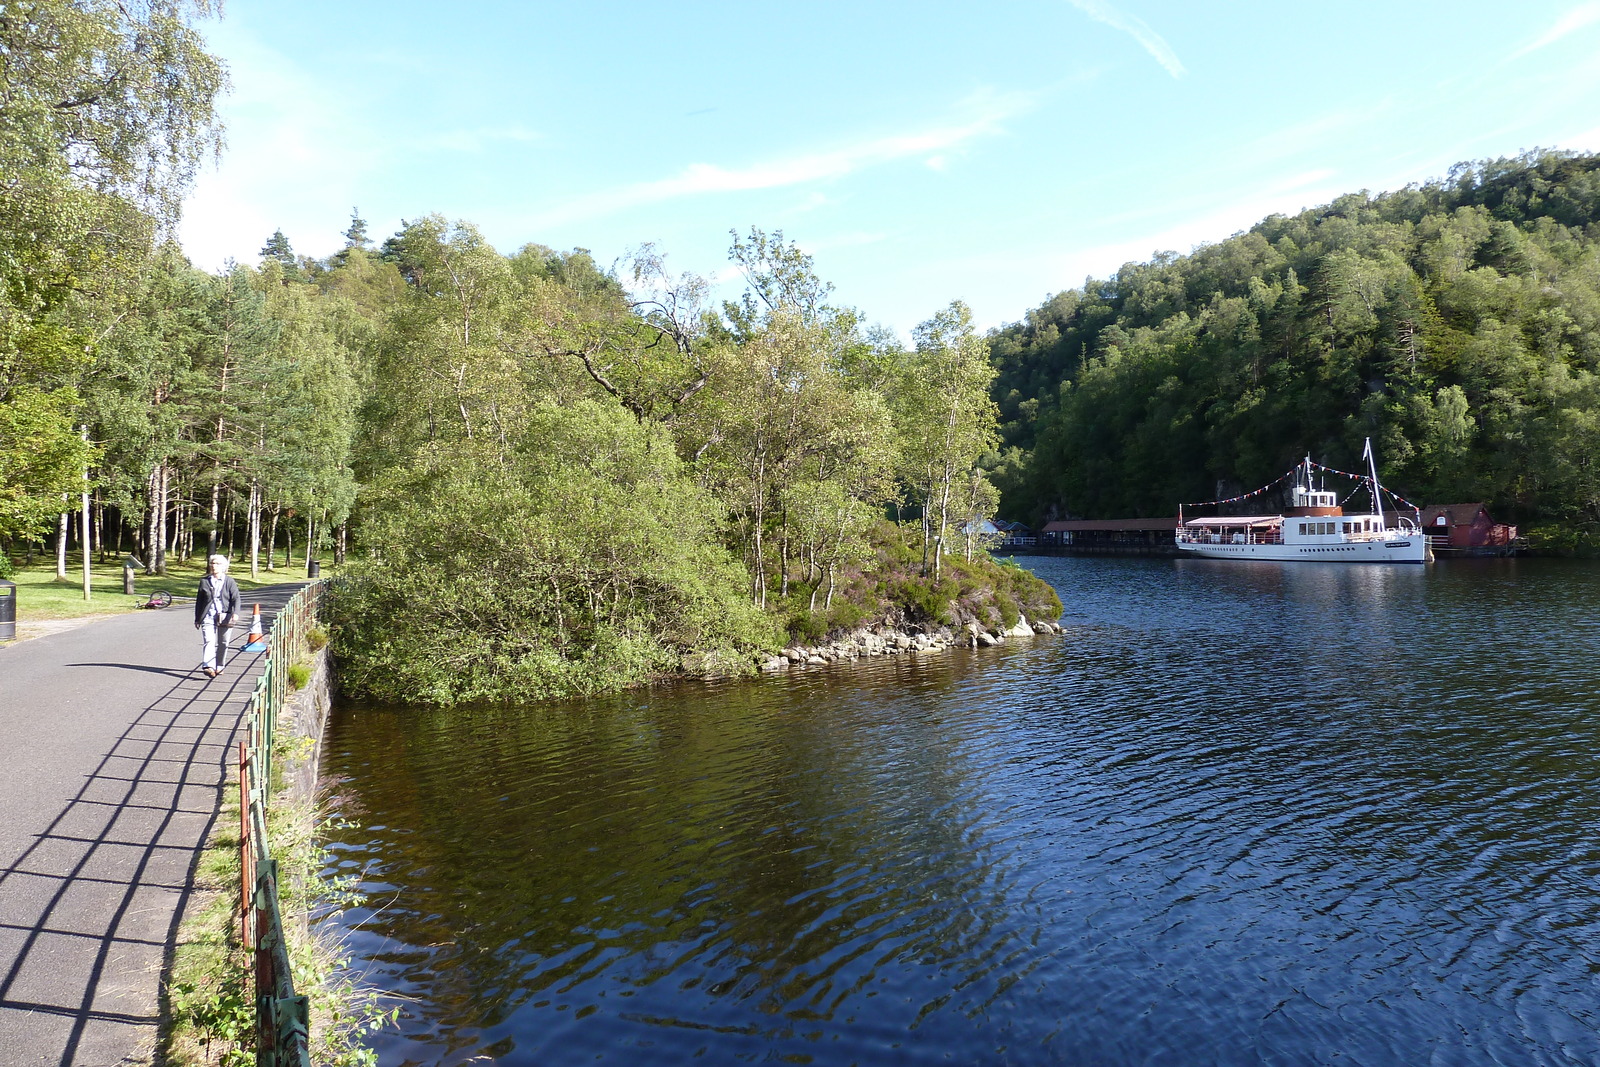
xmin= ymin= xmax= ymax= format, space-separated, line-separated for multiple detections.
xmin=994 ymin=590 xmax=1020 ymax=629
xmin=334 ymin=402 xmax=780 ymax=705
xmin=786 ymin=609 xmax=827 ymax=644
xmin=889 ymin=576 xmax=957 ymax=626
xmin=1522 ymin=523 xmax=1600 ymax=557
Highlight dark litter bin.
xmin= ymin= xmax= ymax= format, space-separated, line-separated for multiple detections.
xmin=0 ymin=578 xmax=15 ymax=642
xmin=307 ymin=561 xmax=321 ymax=579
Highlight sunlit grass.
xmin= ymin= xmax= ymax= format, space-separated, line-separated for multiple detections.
xmin=4 ymin=553 xmax=334 ymax=622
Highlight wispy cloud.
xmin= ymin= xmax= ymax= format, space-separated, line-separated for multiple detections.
xmin=1510 ymin=1 xmax=1600 ymax=59
xmin=426 ymin=125 xmax=542 ymax=153
xmin=180 ymin=22 xmax=386 ymax=268
xmin=1065 ymin=0 xmax=1185 ymax=77
xmin=528 ymin=89 xmax=1036 ymax=228
xmin=1558 ymin=124 xmax=1600 ymax=152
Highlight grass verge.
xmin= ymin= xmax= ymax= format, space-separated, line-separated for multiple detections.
xmin=0 ymin=553 xmax=339 ymax=624
xmin=161 ymin=649 xmax=389 ymax=1067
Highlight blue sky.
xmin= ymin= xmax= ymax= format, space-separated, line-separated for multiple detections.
xmin=179 ymin=1 xmax=1600 ymax=340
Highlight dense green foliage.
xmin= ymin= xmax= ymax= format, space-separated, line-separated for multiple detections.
xmin=0 ymin=0 xmax=223 ymax=541
xmin=776 ymin=521 xmax=1061 ymax=642
xmin=989 ymin=151 xmax=1600 ymax=528
xmin=337 ymin=402 xmax=779 ymax=704
xmin=326 ymin=220 xmax=1031 ymax=702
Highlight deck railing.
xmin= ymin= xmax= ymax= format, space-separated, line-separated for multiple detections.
xmin=237 ymin=580 xmax=325 ymax=1067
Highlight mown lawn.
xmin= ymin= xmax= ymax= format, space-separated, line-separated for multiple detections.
xmin=4 ymin=554 xmax=329 ymax=623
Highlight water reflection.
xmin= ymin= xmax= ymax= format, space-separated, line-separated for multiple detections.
xmin=321 ymin=558 xmax=1600 ymax=1065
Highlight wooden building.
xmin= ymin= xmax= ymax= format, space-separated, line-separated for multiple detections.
xmin=1419 ymin=503 xmax=1518 ymax=557
xmin=1039 ymin=517 xmax=1180 ymax=556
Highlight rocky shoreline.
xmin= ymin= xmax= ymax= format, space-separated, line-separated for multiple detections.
xmin=760 ymin=613 xmax=1064 ymax=672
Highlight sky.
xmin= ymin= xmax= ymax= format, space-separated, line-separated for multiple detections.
xmin=178 ymin=1 xmax=1600 ymax=340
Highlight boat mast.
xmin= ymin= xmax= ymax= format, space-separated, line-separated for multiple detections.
xmin=1364 ymin=437 xmax=1385 ymax=530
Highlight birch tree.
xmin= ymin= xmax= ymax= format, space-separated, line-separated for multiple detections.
xmin=900 ymin=302 xmax=1000 ymax=579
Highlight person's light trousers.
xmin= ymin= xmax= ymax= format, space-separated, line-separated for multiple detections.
xmin=200 ymin=617 xmax=233 ymax=669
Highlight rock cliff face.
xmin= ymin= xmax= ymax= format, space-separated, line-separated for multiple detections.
xmin=759 ymin=613 xmax=1065 ymax=672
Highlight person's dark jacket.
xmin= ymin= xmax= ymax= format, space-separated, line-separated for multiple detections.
xmin=194 ymin=575 xmax=243 ymax=626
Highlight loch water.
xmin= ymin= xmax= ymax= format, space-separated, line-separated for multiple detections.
xmin=318 ymin=556 xmax=1600 ymax=1065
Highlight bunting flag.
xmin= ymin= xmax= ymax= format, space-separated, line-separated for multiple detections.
xmin=1307 ymin=461 xmax=1424 ymax=513
xmin=1185 ymin=460 xmax=1423 ymax=515
xmin=1182 ymin=469 xmax=1294 ymax=510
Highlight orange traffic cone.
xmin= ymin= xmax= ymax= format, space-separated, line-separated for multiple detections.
xmin=242 ymin=604 xmax=267 ymax=651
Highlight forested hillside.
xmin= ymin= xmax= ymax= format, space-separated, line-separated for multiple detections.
xmin=988 ymin=151 xmax=1600 ymax=531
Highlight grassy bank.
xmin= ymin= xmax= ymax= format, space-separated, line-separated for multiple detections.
xmin=778 ymin=523 xmax=1063 ymax=645
xmin=0 ymin=553 xmax=334 ymax=627
xmin=162 ymin=642 xmax=387 ymax=1067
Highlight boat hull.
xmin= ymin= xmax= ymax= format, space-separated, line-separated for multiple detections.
xmin=1176 ymin=537 xmax=1428 ymax=563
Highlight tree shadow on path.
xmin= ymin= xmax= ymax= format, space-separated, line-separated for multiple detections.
xmin=0 ymin=588 xmax=299 ymax=1066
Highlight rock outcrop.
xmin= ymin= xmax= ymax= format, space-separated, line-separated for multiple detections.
xmin=758 ymin=614 xmax=1065 ymax=672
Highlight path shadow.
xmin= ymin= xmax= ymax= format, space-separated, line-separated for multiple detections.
xmin=0 ymin=598 xmax=292 ymax=1064
xmin=64 ymin=663 xmax=200 ymax=679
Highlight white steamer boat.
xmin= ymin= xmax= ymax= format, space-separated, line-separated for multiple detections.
xmin=1176 ymin=440 xmax=1429 ymax=564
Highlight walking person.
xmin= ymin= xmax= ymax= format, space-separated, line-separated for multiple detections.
xmin=195 ymin=554 xmax=242 ymax=678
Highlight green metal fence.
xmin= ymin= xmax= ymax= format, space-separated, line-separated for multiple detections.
xmin=237 ymin=580 xmax=325 ymax=1067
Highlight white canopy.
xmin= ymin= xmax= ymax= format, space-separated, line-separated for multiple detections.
xmin=1182 ymin=515 xmax=1283 ymax=528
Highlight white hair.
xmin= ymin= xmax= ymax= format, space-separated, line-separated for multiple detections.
xmin=208 ymin=555 xmax=230 ymax=571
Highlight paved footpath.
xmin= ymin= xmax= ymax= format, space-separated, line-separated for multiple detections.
xmin=0 ymin=584 xmax=304 ymax=1067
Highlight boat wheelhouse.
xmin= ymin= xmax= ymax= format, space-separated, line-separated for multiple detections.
xmin=1175 ymin=441 xmax=1429 ymax=563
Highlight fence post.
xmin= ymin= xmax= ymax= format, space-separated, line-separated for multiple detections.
xmin=239 ymin=741 xmax=254 ymax=951
xmin=239 ymin=580 xmax=326 ymax=1067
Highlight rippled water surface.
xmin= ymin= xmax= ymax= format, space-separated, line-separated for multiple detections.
xmin=319 ymin=557 xmax=1600 ymax=1065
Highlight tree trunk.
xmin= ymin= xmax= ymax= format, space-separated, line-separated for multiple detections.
xmin=172 ymin=485 xmax=186 ymax=564
xmin=56 ymin=507 xmax=69 ymax=579
xmin=933 ymin=464 xmax=954 ymax=583
xmin=80 ymin=450 xmax=92 ymax=601
xmin=158 ymin=463 xmax=170 ymax=575
xmin=95 ymin=493 xmax=108 ymax=563
xmin=266 ymin=507 xmax=279 ymax=572
xmin=779 ymin=507 xmax=790 ymax=599
xmin=248 ymin=482 xmax=261 ymax=579
xmin=148 ymin=462 xmax=168 ymax=575
xmin=751 ymin=448 xmax=768 ymax=608
xmin=208 ymin=476 xmax=220 ymax=557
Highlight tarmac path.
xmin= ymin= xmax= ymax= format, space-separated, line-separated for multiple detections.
xmin=0 ymin=583 xmax=304 ymax=1066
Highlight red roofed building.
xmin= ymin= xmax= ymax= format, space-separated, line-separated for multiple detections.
xmin=1420 ymin=503 xmax=1518 ymax=556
